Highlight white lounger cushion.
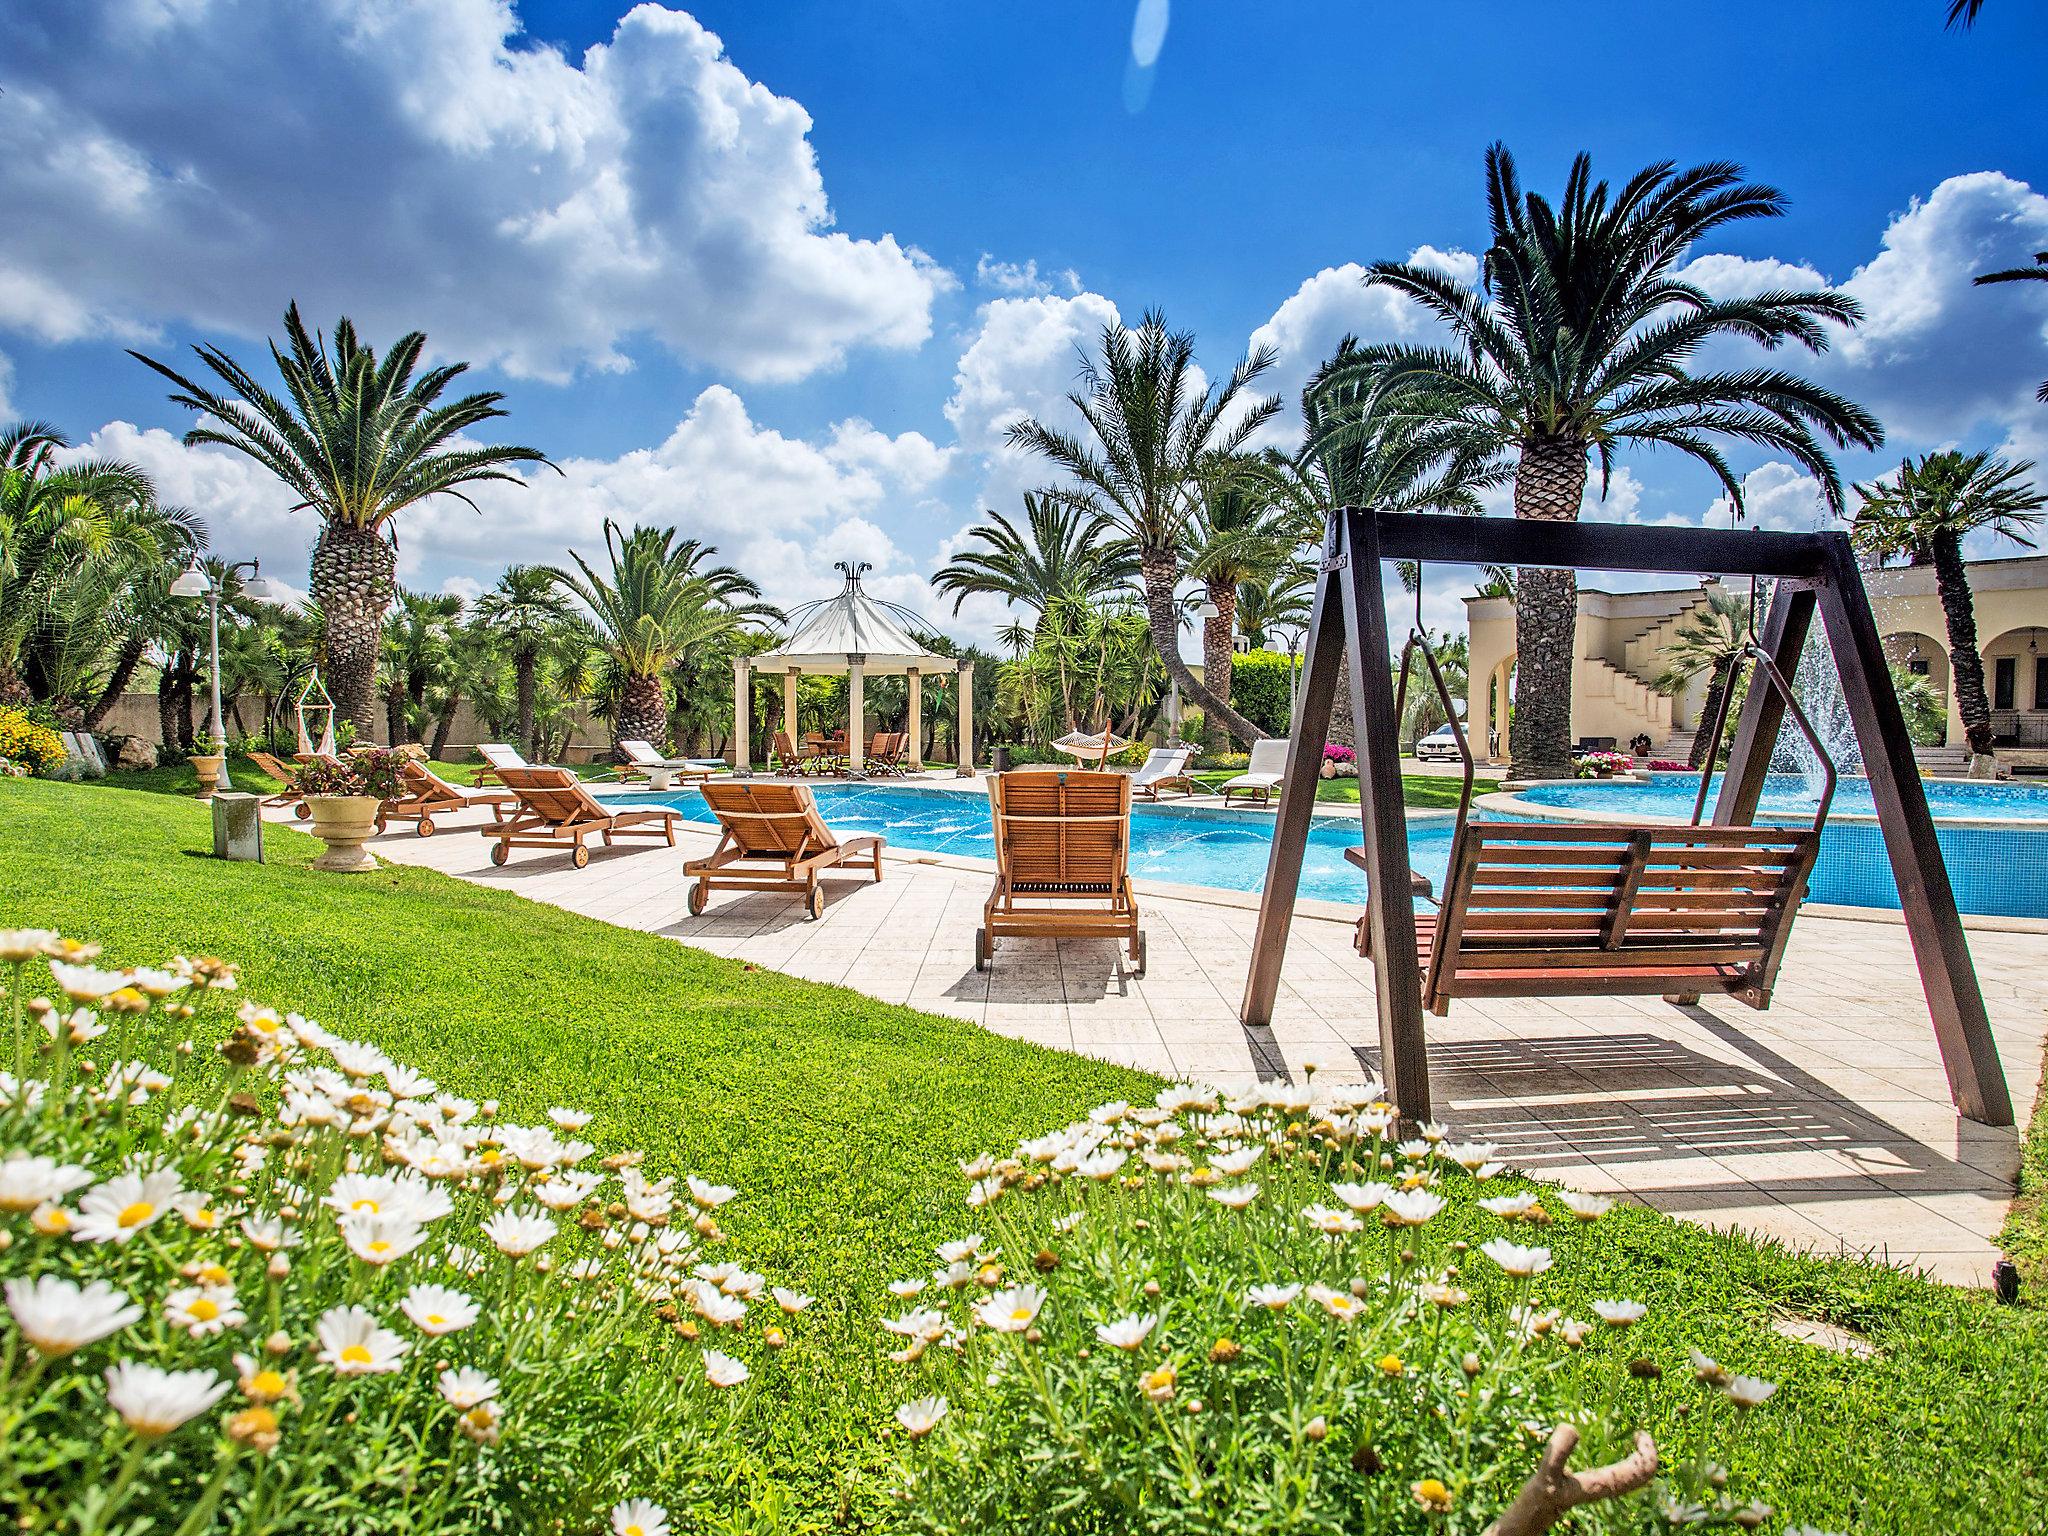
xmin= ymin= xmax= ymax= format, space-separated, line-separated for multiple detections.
xmin=1220 ymin=738 xmax=1290 ymax=791
xmin=478 ymin=743 xmax=527 ymax=770
xmin=1131 ymin=748 xmax=1189 ymax=785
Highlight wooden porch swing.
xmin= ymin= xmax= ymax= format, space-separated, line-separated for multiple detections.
xmin=1241 ymin=508 xmax=2013 ymax=1128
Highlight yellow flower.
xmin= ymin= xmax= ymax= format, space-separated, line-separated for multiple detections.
xmin=1139 ymin=1363 xmax=1177 ymax=1403
xmin=1377 ymin=1353 xmax=1404 ymax=1378
xmin=1411 ymin=1478 xmax=1453 ymax=1513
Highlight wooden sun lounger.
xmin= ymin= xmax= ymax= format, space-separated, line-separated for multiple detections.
xmin=977 ymin=770 xmax=1144 ymax=975
xmin=1357 ymin=822 xmax=1819 ymax=1013
xmin=377 ymin=757 xmax=517 ymax=837
xmin=618 ymin=739 xmax=724 ymax=785
xmin=247 ymin=750 xmax=311 ymax=816
xmin=684 ymin=781 xmax=884 ymax=919
xmin=483 ymin=766 xmax=683 ymax=869
xmin=475 ymin=743 xmax=528 ymax=786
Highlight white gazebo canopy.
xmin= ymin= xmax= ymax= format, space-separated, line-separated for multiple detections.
xmin=734 ymin=562 xmax=973 ymax=775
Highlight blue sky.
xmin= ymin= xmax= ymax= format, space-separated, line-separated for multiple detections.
xmin=3 ymin=0 xmax=2045 ymax=641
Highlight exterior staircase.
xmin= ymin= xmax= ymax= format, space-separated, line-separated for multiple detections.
xmin=1914 ymin=745 xmax=1972 ymax=778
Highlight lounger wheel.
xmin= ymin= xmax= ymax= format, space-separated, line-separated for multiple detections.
xmin=416 ymin=817 xmax=435 ymax=838
xmin=490 ymin=841 xmax=510 ymax=866
xmin=974 ymin=927 xmax=990 ymax=971
xmin=806 ymin=884 xmax=825 ymax=920
xmin=1132 ymin=931 xmax=1147 ymax=979
xmin=572 ymin=844 xmax=591 ymax=869
xmin=687 ymin=880 xmax=709 ymax=917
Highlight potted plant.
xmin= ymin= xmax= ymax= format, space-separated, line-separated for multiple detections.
xmin=292 ymin=748 xmax=407 ymax=872
xmin=190 ymin=733 xmax=228 ymax=798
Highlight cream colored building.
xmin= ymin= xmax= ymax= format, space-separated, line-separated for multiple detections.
xmin=1463 ymin=553 xmax=2048 ymax=762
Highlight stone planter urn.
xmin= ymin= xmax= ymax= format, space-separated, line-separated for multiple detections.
xmin=191 ymin=753 xmax=226 ymax=799
xmin=304 ymin=794 xmax=381 ymax=873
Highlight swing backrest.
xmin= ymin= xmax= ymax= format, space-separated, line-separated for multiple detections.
xmin=1426 ymin=821 xmax=1819 ymax=1010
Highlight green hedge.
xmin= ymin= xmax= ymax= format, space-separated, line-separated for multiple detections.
xmin=1228 ymin=650 xmax=1294 ymax=737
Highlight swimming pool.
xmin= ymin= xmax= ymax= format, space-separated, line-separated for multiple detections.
xmin=622 ymin=776 xmax=2048 ymax=919
xmin=1514 ymin=771 xmax=2048 ymax=824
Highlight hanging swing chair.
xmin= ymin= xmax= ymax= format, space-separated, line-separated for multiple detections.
xmin=295 ymin=671 xmax=338 ymax=760
xmin=1358 ymin=579 xmax=1836 ymax=1014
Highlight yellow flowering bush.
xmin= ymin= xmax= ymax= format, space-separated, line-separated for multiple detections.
xmin=0 ymin=708 xmax=67 ymax=776
xmin=878 ymin=1082 xmax=1791 ymax=1536
xmin=0 ymin=930 xmax=795 ymax=1536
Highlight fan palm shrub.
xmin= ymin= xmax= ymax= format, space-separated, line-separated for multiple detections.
xmin=1183 ymin=455 xmax=1294 ymax=746
xmin=551 ymin=522 xmax=775 ymax=756
xmin=474 ymin=565 xmax=576 ymax=758
xmin=1005 ymin=311 xmax=1281 ymax=744
xmin=131 ymin=304 xmax=552 ymax=734
xmin=931 ymin=492 xmax=1135 ymax=632
xmin=1651 ymin=588 xmax=1753 ymax=768
xmin=1849 ymin=451 xmax=2046 ymax=756
xmin=1333 ymin=146 xmax=1882 ymax=778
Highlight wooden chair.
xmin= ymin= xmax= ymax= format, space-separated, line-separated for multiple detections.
xmin=246 ymin=751 xmax=311 ymax=817
xmin=483 ymin=766 xmax=683 ymax=869
xmin=377 ymin=757 xmax=517 ymax=837
xmin=1358 ymin=822 xmax=1819 ymax=1013
xmin=867 ymin=731 xmax=909 ymax=776
xmin=977 ymin=770 xmax=1144 ymax=975
xmin=684 ymin=781 xmax=885 ymax=919
xmin=771 ymin=730 xmax=815 ymax=776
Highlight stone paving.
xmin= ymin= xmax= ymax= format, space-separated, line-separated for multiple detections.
xmin=312 ymin=789 xmax=2048 ymax=1287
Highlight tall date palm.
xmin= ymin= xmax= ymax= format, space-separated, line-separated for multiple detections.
xmin=474 ymin=565 xmax=576 ymax=759
xmin=132 ymin=304 xmax=553 ymax=735
xmin=931 ymin=491 xmax=1134 ymax=631
xmin=1975 ymin=252 xmax=2048 ymax=403
xmin=1338 ymin=146 xmax=1882 ymax=777
xmin=1850 ymin=451 xmax=2046 ymax=757
xmin=1006 ymin=311 xmax=1280 ymax=744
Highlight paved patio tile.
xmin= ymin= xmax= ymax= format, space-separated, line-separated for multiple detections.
xmin=326 ymin=799 xmax=2048 ymax=1289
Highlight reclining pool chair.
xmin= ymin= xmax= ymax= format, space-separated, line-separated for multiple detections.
xmin=977 ymin=769 xmax=1145 ymax=975
xmin=684 ymin=780 xmax=885 ymax=919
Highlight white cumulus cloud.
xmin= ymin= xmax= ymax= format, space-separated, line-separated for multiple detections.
xmin=0 ymin=0 xmax=946 ymax=382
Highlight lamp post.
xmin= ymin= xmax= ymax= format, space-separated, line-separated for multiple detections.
xmin=171 ymin=556 xmax=276 ymax=792
xmin=1282 ymin=626 xmax=1304 ymax=728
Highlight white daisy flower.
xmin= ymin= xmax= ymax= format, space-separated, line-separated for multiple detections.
xmin=894 ymin=1395 xmax=948 ymax=1438
xmin=1478 ymin=1192 xmax=1542 ymax=1219
xmin=400 ymin=1283 xmax=479 ymax=1335
xmin=163 ymin=1285 xmax=245 ymax=1338
xmin=103 ymin=1362 xmax=228 ymax=1438
xmin=1479 ymin=1238 xmax=1553 ymax=1279
xmin=0 ymin=928 xmax=58 ymax=963
xmin=1592 ymin=1299 xmax=1647 ymax=1327
xmin=4 ymin=1276 xmax=140 ymax=1356
xmin=611 ymin=1498 xmax=670 ymax=1536
xmin=438 ymin=1365 xmax=500 ymax=1409
xmin=880 ymin=1308 xmax=947 ymax=1340
xmin=1305 ymin=1283 xmax=1365 ymax=1322
xmin=48 ymin=963 xmax=130 ymax=1002
xmin=315 ymin=1305 xmax=409 ymax=1375
xmin=239 ymin=1215 xmax=301 ymax=1253
xmin=887 ymin=1278 xmax=927 ymax=1299
xmin=72 ymin=1168 xmax=184 ymax=1245
xmin=1301 ymin=1203 xmax=1363 ymax=1235
xmin=1328 ymin=1180 xmax=1393 ymax=1213
xmin=973 ymin=1284 xmax=1047 ymax=1334
xmin=342 ymin=1212 xmax=429 ymax=1267
xmin=702 ymin=1349 xmax=749 ymax=1388
xmin=1206 ymin=1183 xmax=1260 ymax=1210
xmin=1245 ymin=1282 xmax=1301 ymax=1311
xmin=481 ymin=1208 xmax=557 ymax=1257
xmin=1210 ymin=1146 xmax=1264 ymax=1177
xmin=1557 ymin=1190 xmax=1613 ymax=1221
xmin=771 ymin=1287 xmax=815 ymax=1314
xmin=686 ymin=1177 xmax=736 ymax=1210
xmin=1381 ymin=1189 xmax=1446 ymax=1227
xmin=0 ymin=1153 xmax=94 ymax=1213
xmin=1094 ymin=1313 xmax=1158 ymax=1351
xmin=1074 ymin=1150 xmax=1128 ymax=1181
xmin=1723 ymin=1375 xmax=1779 ymax=1409
xmin=549 ymin=1107 xmax=593 ymax=1132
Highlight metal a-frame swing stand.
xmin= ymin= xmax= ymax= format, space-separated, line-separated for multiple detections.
xmin=1240 ymin=507 xmax=2015 ymax=1129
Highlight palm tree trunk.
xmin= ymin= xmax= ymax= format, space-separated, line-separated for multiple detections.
xmin=1932 ymin=530 xmax=1994 ymax=755
xmin=1139 ymin=547 xmax=1265 ymax=744
xmin=616 ymin=673 xmax=668 ymax=759
xmin=430 ymin=697 xmax=459 ymax=759
xmin=384 ymin=684 xmax=407 ymax=750
xmin=156 ymin=670 xmax=179 ymax=749
xmin=1687 ymin=664 xmax=1730 ymax=770
xmin=1202 ymin=576 xmax=1239 ymax=750
xmin=311 ymin=522 xmax=396 ymax=739
xmin=515 ymin=651 xmax=538 ymax=759
xmin=82 ymin=638 xmax=148 ymax=731
xmin=1509 ymin=436 xmax=1588 ymax=779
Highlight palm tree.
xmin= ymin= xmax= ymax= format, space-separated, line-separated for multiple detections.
xmin=550 ymin=521 xmax=776 ymax=756
xmin=474 ymin=565 xmax=576 ymax=758
xmin=1975 ymin=253 xmax=2048 ymax=403
xmin=1947 ymin=0 xmax=1987 ymax=25
xmin=1183 ymin=454 xmax=1293 ymax=746
xmin=1849 ymin=451 xmax=2047 ymax=756
xmin=931 ymin=492 xmax=1135 ymax=631
xmin=1651 ymin=588 xmax=1752 ymax=768
xmin=379 ymin=589 xmax=463 ymax=745
xmin=131 ymin=304 xmax=553 ymax=735
xmin=1336 ymin=146 xmax=1883 ymax=777
xmin=1005 ymin=311 xmax=1281 ymax=743
xmin=1234 ymin=567 xmax=1313 ymax=651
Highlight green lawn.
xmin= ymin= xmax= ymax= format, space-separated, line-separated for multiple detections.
xmin=1190 ymin=767 xmax=1499 ymax=808
xmin=6 ymin=773 xmax=2048 ymax=1531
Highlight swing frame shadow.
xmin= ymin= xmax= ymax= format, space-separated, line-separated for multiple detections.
xmin=1240 ymin=507 xmax=2015 ymax=1129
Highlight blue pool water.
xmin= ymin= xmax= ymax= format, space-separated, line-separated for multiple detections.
xmin=625 ymin=777 xmax=2048 ymax=919
xmin=1517 ymin=771 xmax=2048 ymax=824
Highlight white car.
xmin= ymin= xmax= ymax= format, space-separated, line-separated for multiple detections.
xmin=1412 ymin=724 xmax=1464 ymax=762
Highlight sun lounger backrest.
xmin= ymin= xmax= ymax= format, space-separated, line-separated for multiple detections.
xmin=400 ymin=757 xmax=469 ymax=797
xmin=1429 ymin=821 xmax=1819 ymax=1002
xmin=991 ymin=771 xmax=1131 ymax=891
xmin=699 ymin=781 xmax=839 ymax=857
xmin=496 ymin=766 xmax=610 ymax=824
xmin=1133 ymin=748 xmax=1187 ymax=783
xmin=1245 ymin=738 xmax=1289 ymax=777
xmin=621 ymin=739 xmax=666 ymax=766
xmin=478 ymin=744 xmax=527 ymax=772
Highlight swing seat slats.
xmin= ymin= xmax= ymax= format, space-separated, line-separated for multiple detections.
xmin=1360 ymin=821 xmax=1819 ymax=1013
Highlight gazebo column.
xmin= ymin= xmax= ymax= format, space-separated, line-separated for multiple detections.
xmin=956 ymin=660 xmax=974 ymax=776
xmin=848 ymin=658 xmax=866 ymax=773
xmin=906 ymin=668 xmax=924 ymax=771
xmin=782 ymin=669 xmax=800 ymax=763
xmin=731 ymin=658 xmax=751 ymax=769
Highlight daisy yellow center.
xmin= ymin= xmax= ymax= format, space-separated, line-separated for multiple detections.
xmin=199 ymin=1265 xmax=229 ymax=1285
xmin=41 ymin=1210 xmax=69 ymax=1231
xmin=250 ymin=1370 xmax=287 ymax=1397
xmin=367 ymin=1240 xmax=392 ymax=1255
xmin=341 ymin=1344 xmax=373 ymax=1364
xmin=625 ymin=1527 xmax=645 ymax=1536
xmin=116 ymin=1200 xmax=155 ymax=1228
xmin=424 ymin=1313 xmax=445 ymax=1326
xmin=350 ymin=1198 xmax=380 ymax=1213
xmin=1010 ymin=1308 xmax=1032 ymax=1323
xmin=189 ymin=1298 xmax=220 ymax=1321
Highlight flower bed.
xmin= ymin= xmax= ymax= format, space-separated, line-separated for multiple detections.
xmin=0 ymin=929 xmax=786 ymax=1535
xmin=875 ymin=1084 xmax=1802 ymax=1534
xmin=0 ymin=707 xmax=67 ymax=777
xmin=1572 ymin=751 xmax=1636 ymax=779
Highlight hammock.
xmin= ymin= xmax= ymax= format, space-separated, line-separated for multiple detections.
xmin=1050 ymin=729 xmax=1129 ymax=767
